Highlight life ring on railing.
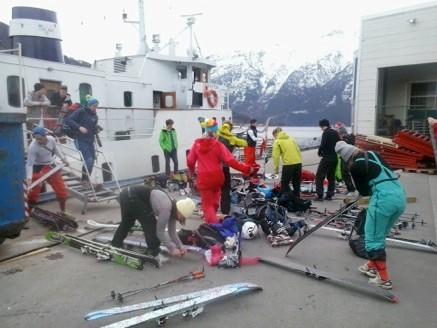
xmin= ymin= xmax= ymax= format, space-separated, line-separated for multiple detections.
xmin=205 ymin=89 xmax=219 ymax=108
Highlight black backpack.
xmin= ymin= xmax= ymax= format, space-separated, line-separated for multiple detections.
xmin=54 ymin=103 xmax=81 ymax=138
xmin=348 ymin=209 xmax=367 ymax=259
xmin=278 ymin=192 xmax=312 ymax=213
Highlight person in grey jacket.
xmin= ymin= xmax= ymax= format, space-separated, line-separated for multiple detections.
xmin=111 ymin=185 xmax=196 ymax=265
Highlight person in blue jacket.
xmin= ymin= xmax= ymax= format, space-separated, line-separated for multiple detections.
xmin=335 ymin=141 xmax=406 ymax=290
xmin=65 ymin=97 xmax=99 ymax=183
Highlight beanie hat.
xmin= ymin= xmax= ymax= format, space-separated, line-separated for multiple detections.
xmin=176 ymin=198 xmax=196 ymax=220
xmin=34 ymin=83 xmax=44 ymax=92
xmin=319 ymin=119 xmax=330 ymax=128
xmin=205 ymin=118 xmax=218 ymax=133
xmin=250 ymin=118 xmax=257 ymax=124
xmin=87 ymin=97 xmax=99 ymax=107
xmin=335 ymin=141 xmax=358 ymax=162
xmin=32 ymin=126 xmax=47 ymax=137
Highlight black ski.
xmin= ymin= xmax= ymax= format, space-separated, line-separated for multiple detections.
xmin=285 ymin=198 xmax=361 ymax=256
xmin=31 ymin=207 xmax=78 ymax=231
xmin=259 ymin=257 xmax=398 ymax=303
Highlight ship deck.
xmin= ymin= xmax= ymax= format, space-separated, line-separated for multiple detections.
xmin=1 ymin=149 xmax=437 ymax=328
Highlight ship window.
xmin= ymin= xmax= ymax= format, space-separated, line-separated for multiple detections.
xmin=124 ymin=91 xmax=133 ymax=107
xmin=177 ymin=66 xmax=187 ymax=79
xmin=7 ymin=76 xmax=25 ymax=108
xmin=79 ymin=83 xmax=92 ymax=105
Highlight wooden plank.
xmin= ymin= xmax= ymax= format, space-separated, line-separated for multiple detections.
xmin=404 ymin=168 xmax=437 ymax=175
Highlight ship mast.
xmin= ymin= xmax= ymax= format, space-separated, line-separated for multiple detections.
xmin=181 ymin=13 xmax=202 ymax=58
xmin=123 ymin=0 xmax=149 ymax=55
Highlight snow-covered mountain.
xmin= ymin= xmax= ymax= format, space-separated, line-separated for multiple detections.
xmin=210 ymin=51 xmax=353 ymax=126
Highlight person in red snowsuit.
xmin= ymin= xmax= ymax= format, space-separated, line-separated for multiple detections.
xmin=187 ymin=119 xmax=251 ymax=224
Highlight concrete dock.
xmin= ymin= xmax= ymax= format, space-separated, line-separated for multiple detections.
xmin=1 ymin=150 xmax=437 ymax=328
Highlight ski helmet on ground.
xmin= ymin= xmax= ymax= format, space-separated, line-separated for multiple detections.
xmin=241 ymin=221 xmax=259 ymax=240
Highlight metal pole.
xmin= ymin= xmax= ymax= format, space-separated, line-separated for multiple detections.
xmin=18 ymin=43 xmax=24 ymax=112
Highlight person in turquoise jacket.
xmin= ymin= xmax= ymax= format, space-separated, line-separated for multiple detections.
xmin=335 ymin=141 xmax=406 ymax=290
xmin=159 ymin=119 xmax=178 ymax=177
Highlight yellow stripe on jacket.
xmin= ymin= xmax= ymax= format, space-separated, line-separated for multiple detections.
xmin=272 ymin=131 xmax=302 ymax=173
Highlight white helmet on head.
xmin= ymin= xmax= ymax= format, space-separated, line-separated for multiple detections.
xmin=241 ymin=221 xmax=259 ymax=240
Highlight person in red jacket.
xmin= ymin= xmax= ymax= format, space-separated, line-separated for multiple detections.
xmin=187 ymin=119 xmax=251 ymax=224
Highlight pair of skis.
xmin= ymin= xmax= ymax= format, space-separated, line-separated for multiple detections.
xmin=31 ymin=207 xmax=78 ymax=231
xmin=45 ymin=232 xmax=159 ymax=269
xmin=84 ymin=282 xmax=262 ymax=327
xmin=86 ymin=219 xmax=142 ymax=231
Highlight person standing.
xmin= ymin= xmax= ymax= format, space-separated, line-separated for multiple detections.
xmin=187 ymin=119 xmax=251 ymax=224
xmin=159 ymin=119 xmax=179 ymax=177
xmin=65 ymin=97 xmax=99 ymax=183
xmin=50 ymin=85 xmax=72 ymax=109
xmin=24 ymin=83 xmax=51 ymax=130
xmin=272 ymin=128 xmax=302 ymax=197
xmin=335 ymin=141 xmax=406 ymax=289
xmin=217 ymin=121 xmax=248 ymax=214
xmin=315 ymin=119 xmax=340 ymax=201
xmin=111 ymin=185 xmax=196 ymax=265
xmin=245 ymin=119 xmax=258 ymax=165
xmin=26 ymin=127 xmax=69 ymax=214
xmin=336 ymin=124 xmax=356 ymax=196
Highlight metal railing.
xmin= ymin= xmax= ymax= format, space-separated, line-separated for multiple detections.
xmin=24 ymin=127 xmax=121 ymax=198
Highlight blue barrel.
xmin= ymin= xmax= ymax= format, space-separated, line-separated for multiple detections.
xmin=0 ymin=113 xmax=26 ymax=241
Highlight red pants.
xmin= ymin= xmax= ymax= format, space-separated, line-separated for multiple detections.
xmin=199 ymin=187 xmax=221 ymax=224
xmin=244 ymin=147 xmax=256 ymax=165
xmin=28 ymin=165 xmax=68 ymax=212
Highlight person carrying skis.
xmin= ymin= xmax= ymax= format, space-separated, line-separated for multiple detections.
xmin=187 ymin=119 xmax=252 ymax=224
xmin=159 ymin=119 xmax=179 ymax=178
xmin=26 ymin=127 xmax=69 ymax=214
xmin=315 ymin=119 xmax=340 ymax=200
xmin=272 ymin=127 xmax=302 ymax=197
xmin=335 ymin=140 xmax=406 ymax=289
xmin=217 ymin=120 xmax=248 ymax=215
xmin=112 ymin=185 xmax=196 ymax=265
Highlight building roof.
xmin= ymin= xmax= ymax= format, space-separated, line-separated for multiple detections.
xmin=362 ymin=1 xmax=437 ymax=21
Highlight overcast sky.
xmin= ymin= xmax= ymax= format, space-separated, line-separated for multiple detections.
xmin=1 ymin=0 xmax=434 ymax=67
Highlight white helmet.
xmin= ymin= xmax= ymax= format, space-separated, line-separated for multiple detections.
xmin=241 ymin=221 xmax=259 ymax=240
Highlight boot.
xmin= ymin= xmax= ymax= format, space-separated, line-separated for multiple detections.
xmin=369 ymin=273 xmax=393 ymax=290
xmin=358 ymin=262 xmax=377 ymax=278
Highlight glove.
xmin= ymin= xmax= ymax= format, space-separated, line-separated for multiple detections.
xmin=228 ymin=159 xmax=250 ymax=176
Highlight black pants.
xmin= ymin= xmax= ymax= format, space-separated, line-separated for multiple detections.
xmin=164 ymin=149 xmax=178 ymax=175
xmin=112 ymin=189 xmax=161 ymax=256
xmin=280 ymin=163 xmax=302 ymax=198
xmin=316 ymin=157 xmax=338 ymax=198
xmin=341 ymin=159 xmax=355 ymax=192
xmin=220 ymin=166 xmax=231 ymax=215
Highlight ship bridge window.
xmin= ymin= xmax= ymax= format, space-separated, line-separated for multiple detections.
xmin=7 ymin=76 xmax=25 ymax=108
xmin=177 ymin=66 xmax=187 ymax=79
xmin=124 ymin=91 xmax=133 ymax=107
xmin=79 ymin=83 xmax=92 ymax=105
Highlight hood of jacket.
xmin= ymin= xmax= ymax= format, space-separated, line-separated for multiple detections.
xmin=197 ymin=137 xmax=217 ymax=153
xmin=277 ymin=131 xmax=289 ymax=140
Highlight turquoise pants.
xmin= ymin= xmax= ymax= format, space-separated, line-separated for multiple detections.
xmin=364 ymin=189 xmax=406 ymax=252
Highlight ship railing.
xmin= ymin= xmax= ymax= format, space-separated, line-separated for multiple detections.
xmin=24 ymin=126 xmax=122 ymax=198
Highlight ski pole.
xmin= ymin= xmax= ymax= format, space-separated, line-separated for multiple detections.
xmin=110 ymin=267 xmax=205 ymax=303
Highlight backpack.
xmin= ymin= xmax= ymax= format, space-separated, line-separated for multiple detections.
xmin=54 ymin=103 xmax=81 ymax=138
xmin=348 ymin=209 xmax=367 ymax=259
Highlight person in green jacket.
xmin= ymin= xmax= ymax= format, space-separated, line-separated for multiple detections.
xmin=159 ymin=119 xmax=178 ymax=177
xmin=217 ymin=121 xmax=248 ymax=214
xmin=272 ymin=128 xmax=302 ymax=197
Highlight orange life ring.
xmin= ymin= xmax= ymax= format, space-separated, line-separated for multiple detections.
xmin=205 ymin=89 xmax=219 ymax=108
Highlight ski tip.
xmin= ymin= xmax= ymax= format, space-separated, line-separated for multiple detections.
xmin=390 ymin=295 xmax=399 ymax=303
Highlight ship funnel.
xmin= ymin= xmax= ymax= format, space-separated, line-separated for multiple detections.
xmin=9 ymin=7 xmax=63 ymax=62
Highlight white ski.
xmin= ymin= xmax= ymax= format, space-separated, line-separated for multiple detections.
xmin=86 ymin=283 xmax=261 ymax=327
xmin=85 ymin=283 xmax=254 ymax=321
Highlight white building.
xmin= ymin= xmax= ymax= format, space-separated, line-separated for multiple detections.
xmin=353 ymin=1 xmax=437 ymax=136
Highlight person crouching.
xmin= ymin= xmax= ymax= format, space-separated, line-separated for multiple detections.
xmin=112 ymin=185 xmax=195 ymax=266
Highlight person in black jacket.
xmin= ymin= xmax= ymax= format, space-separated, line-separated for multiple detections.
xmin=65 ymin=97 xmax=99 ymax=182
xmin=315 ymin=119 xmax=340 ymax=200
